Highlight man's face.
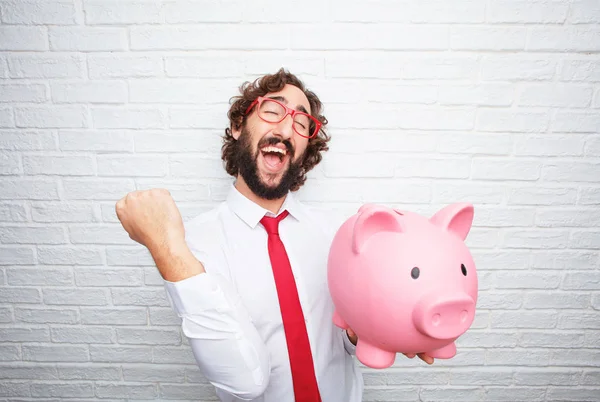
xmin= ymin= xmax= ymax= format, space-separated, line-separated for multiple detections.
xmin=233 ymin=84 xmax=311 ymax=200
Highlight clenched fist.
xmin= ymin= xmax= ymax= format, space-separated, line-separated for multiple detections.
xmin=115 ymin=188 xmax=184 ymax=254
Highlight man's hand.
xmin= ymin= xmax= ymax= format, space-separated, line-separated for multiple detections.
xmin=115 ymin=189 xmax=204 ymax=282
xmin=403 ymin=352 xmax=434 ymax=365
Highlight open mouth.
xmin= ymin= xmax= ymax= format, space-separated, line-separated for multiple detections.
xmin=259 ymin=145 xmax=289 ymax=173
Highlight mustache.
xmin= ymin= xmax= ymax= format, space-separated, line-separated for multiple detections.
xmin=256 ymin=137 xmax=294 ymax=155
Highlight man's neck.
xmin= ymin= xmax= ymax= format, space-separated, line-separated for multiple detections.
xmin=234 ymin=176 xmax=286 ymax=215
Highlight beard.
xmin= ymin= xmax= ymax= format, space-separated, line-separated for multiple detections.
xmin=234 ymin=127 xmax=304 ymax=200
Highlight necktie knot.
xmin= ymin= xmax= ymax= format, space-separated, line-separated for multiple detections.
xmin=260 ymin=210 xmax=289 ymax=235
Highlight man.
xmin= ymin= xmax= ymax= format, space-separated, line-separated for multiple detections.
xmin=116 ymin=69 xmax=433 ymax=402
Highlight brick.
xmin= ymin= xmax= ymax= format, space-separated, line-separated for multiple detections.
xmin=131 ymin=25 xmax=288 ymax=50
xmin=123 ymin=365 xmax=185 ymax=383
xmin=471 ymin=158 xmax=541 ymax=181
xmin=58 ymin=365 xmax=120 ymax=380
xmin=495 ymin=271 xmax=561 ymax=289
xmin=31 ymin=382 xmax=94 ymax=398
xmin=491 ymin=311 xmax=557 ymax=329
xmin=569 ymin=0 xmax=600 ymax=23
xmin=536 ymin=208 xmax=600 ymax=227
xmin=117 ymin=328 xmax=180 ymax=346
xmin=451 ymin=26 xmax=525 ymax=50
xmin=8 ymin=267 xmax=73 ymax=286
xmin=0 ymin=130 xmax=55 ymax=151
xmin=419 ymin=387 xmax=484 ymax=401
xmin=397 ymin=157 xmax=471 ymax=179
xmin=169 ymin=105 xmax=229 ymax=129
xmin=0 ymin=306 xmax=13 ymax=322
xmin=0 ymin=27 xmax=48 ymax=51
xmin=488 ymin=0 xmax=568 ymax=23
xmin=507 ymin=186 xmax=577 ymax=206
xmin=37 ymin=246 xmax=104 ymax=265
xmin=532 ymin=251 xmax=598 ymax=269
xmin=145 ymin=267 xmax=164 ymax=286
xmin=136 ymin=179 xmax=211 ymax=202
xmin=484 ymin=387 xmax=547 ymax=401
xmin=553 ymin=111 xmax=600 ymax=132
xmin=169 ymin=156 xmax=245 ymax=179
xmin=88 ymin=54 xmax=163 ymax=78
xmin=473 ymin=206 xmax=535 ymax=227
xmin=90 ymin=345 xmax=152 ymax=363
xmin=0 ymin=327 xmax=50 ymax=342
xmin=68 ymin=225 xmax=132 ymax=245
xmin=75 ymin=267 xmax=144 ymax=287
xmin=149 ymin=308 xmax=181 ymax=326
xmin=563 ymin=272 xmax=600 ymax=289
xmin=0 ymin=152 xmax=21 ymax=175
xmin=51 ymin=326 xmax=113 ymax=343
xmin=15 ymin=106 xmax=87 ymax=129
xmin=458 ymin=331 xmax=518 ymax=348
xmin=0 ymin=287 xmax=41 ymax=303
xmin=0 ymin=226 xmax=66 ymax=244
xmin=160 ymin=383 xmax=218 ymax=400
xmin=519 ymin=83 xmax=593 ymax=107
xmin=579 ymin=187 xmax=600 ymax=205
xmin=91 ymin=107 xmax=165 ymax=129
xmin=59 ymin=130 xmax=133 ymax=152
xmin=514 ymin=134 xmax=585 ymax=156
xmin=476 ymin=291 xmax=522 ymax=309
xmin=43 ymin=287 xmax=108 ymax=306
xmin=331 ymin=131 xmax=436 ymax=154
xmin=0 ymin=247 xmax=35 ymax=265
xmin=465 ymin=228 xmax=500 ymax=248
xmin=542 ymin=161 xmax=600 ymax=183
xmin=487 ymin=349 xmax=552 ymax=366
xmin=514 ymin=368 xmax=582 ymax=386
xmin=0 ymin=381 xmax=30 ymax=397
xmin=112 ymin=288 xmax=170 ymax=307
xmin=433 ymin=182 xmax=505 ymax=205
xmin=319 ymin=80 xmax=437 ymax=105
xmin=449 ymin=368 xmax=513 ymax=385
xmin=80 ymin=308 xmax=147 ymax=325
xmin=482 ymin=56 xmax=557 ymax=81
xmin=164 ymin=0 xmax=241 ymax=22
xmin=595 ymin=294 xmax=600 ymax=310
xmin=97 ymin=155 xmax=167 ymax=177
xmin=0 ymin=84 xmax=47 ymax=103
xmin=477 ymin=109 xmax=549 ymax=132
xmin=300 ymin=179 xmax=431 ymax=204
xmin=561 ymin=60 xmax=600 ymax=82
xmin=1 ymin=0 xmax=77 ymax=24
xmin=49 ymin=27 xmax=127 ymax=51
xmin=524 ymin=292 xmax=590 ymax=309
xmin=404 ymin=56 xmax=479 ymax=80
xmin=529 ymin=27 xmax=600 ymax=52
xmin=586 ymin=136 xmax=600 ymax=156
xmin=551 ymin=350 xmax=600 ymax=366
xmin=129 ymin=78 xmax=240 ymax=104
xmin=0 ymin=106 xmax=14 ymax=127
xmin=105 ymin=247 xmax=156 ymax=266
xmin=15 ymin=307 xmax=78 ymax=324
xmin=84 ymin=0 xmax=162 ymax=24
xmin=31 ymin=202 xmax=96 ymax=223
xmin=0 ymin=364 xmax=58 ymax=380
xmin=153 ymin=347 xmax=196 ymax=364
xmin=134 ymin=130 xmax=221 ymax=153
xmin=0 ymin=56 xmax=6 ymax=78
xmin=23 ymin=345 xmax=88 ymax=362
xmin=0 ymin=344 xmax=20 ymax=360
xmin=63 ymin=178 xmax=134 ymax=200
xmin=503 ymin=229 xmax=570 ymax=249
xmin=582 ymin=370 xmax=600 ymax=385
xmin=558 ymin=312 xmax=600 ymax=329
xmin=23 ymin=155 xmax=94 ymax=176
xmin=438 ymin=84 xmax=514 ymax=107
xmin=547 ymin=387 xmax=600 ymax=401
xmin=292 ymin=24 xmax=448 ymax=50
xmin=471 ymin=250 xmax=530 ymax=270
xmin=326 ymin=53 xmax=404 ymax=79
xmin=95 ymin=383 xmax=157 ymax=399
xmin=51 ymin=81 xmax=127 ymax=104
xmin=166 ymin=55 xmax=242 ymax=78
xmin=7 ymin=53 xmax=84 ymax=79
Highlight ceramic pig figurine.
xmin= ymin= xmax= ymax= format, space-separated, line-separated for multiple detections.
xmin=327 ymin=203 xmax=478 ymax=369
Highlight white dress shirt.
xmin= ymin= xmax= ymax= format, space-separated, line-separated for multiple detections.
xmin=163 ymin=184 xmax=364 ymax=402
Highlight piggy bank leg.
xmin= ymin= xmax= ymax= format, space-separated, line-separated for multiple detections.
xmin=427 ymin=342 xmax=457 ymax=359
xmin=332 ymin=310 xmax=349 ymax=329
xmin=356 ymin=340 xmax=396 ymax=369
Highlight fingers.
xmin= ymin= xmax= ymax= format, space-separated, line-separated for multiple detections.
xmin=417 ymin=352 xmax=434 ymax=365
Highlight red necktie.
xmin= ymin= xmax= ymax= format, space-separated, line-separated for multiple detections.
xmin=260 ymin=211 xmax=321 ymax=402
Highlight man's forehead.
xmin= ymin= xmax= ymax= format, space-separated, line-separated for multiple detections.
xmin=265 ymin=85 xmax=311 ymax=113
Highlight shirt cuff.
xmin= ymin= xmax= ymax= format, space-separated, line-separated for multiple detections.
xmin=163 ymin=273 xmax=229 ymax=316
xmin=342 ymin=329 xmax=357 ymax=356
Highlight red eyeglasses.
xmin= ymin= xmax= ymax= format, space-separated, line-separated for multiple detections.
xmin=244 ymin=96 xmax=322 ymax=139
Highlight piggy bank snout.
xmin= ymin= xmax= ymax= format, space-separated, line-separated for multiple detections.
xmin=413 ymin=294 xmax=475 ymax=340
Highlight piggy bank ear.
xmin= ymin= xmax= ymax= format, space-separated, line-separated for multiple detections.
xmin=352 ymin=205 xmax=404 ymax=254
xmin=430 ymin=203 xmax=474 ymax=240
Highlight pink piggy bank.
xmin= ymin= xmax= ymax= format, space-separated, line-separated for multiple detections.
xmin=327 ymin=203 xmax=478 ymax=369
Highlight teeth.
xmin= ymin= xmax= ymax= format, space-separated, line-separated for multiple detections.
xmin=261 ymin=146 xmax=287 ymax=155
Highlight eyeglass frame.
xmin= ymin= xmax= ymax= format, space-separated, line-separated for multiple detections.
xmin=243 ymin=96 xmax=322 ymax=139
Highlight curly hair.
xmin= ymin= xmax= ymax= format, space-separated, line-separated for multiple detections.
xmin=221 ymin=68 xmax=330 ymax=192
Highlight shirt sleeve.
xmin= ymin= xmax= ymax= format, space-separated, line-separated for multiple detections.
xmin=341 ymin=329 xmax=357 ymax=356
xmin=163 ymin=250 xmax=270 ymax=400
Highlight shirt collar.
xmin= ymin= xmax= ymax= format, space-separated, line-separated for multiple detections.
xmin=226 ymin=183 xmax=304 ymax=229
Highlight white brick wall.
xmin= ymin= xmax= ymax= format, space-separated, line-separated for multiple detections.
xmin=0 ymin=0 xmax=599 ymax=400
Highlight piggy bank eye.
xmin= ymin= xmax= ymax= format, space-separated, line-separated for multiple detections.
xmin=461 ymin=264 xmax=467 ymax=276
xmin=411 ymin=267 xmax=420 ymax=279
